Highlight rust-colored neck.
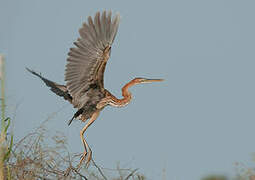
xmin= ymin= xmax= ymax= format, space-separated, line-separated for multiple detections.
xmin=105 ymin=79 xmax=139 ymax=108
xmin=121 ymin=80 xmax=134 ymax=98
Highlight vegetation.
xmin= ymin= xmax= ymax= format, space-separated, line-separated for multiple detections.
xmin=5 ymin=123 xmax=145 ymax=179
xmin=0 ymin=55 xmax=13 ymax=180
xmin=201 ymin=175 xmax=228 ymax=180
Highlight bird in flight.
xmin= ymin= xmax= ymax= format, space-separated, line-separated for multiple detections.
xmin=27 ymin=10 xmax=163 ymax=167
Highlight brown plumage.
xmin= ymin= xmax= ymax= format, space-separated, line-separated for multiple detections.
xmin=27 ymin=10 xmax=163 ymax=167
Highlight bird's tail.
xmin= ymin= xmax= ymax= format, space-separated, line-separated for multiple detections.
xmin=26 ymin=68 xmax=72 ymax=103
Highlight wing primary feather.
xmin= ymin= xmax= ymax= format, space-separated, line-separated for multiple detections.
xmin=110 ymin=13 xmax=120 ymax=44
xmin=106 ymin=11 xmax=112 ymax=41
xmin=88 ymin=16 xmax=98 ymax=39
xmin=94 ymin=12 xmax=101 ymax=40
xmin=101 ymin=11 xmax=107 ymax=45
xmin=94 ymin=12 xmax=104 ymax=49
xmin=79 ymin=25 xmax=94 ymax=45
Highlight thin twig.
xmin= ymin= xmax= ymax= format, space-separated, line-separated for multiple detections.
xmin=12 ymin=132 xmax=38 ymax=152
xmin=117 ymin=162 xmax=124 ymax=180
xmin=92 ymin=158 xmax=108 ymax=180
xmin=124 ymin=168 xmax=138 ymax=180
xmin=71 ymin=166 xmax=88 ymax=180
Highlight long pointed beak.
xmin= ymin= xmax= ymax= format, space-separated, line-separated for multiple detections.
xmin=143 ymin=79 xmax=164 ymax=83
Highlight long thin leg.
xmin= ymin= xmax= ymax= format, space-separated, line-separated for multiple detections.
xmin=78 ymin=110 xmax=100 ymax=168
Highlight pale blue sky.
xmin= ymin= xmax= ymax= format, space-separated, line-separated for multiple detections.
xmin=1 ymin=0 xmax=255 ymax=179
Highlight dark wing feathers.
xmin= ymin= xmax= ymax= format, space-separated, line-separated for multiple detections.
xmin=65 ymin=11 xmax=120 ymax=100
xmin=26 ymin=68 xmax=72 ymax=103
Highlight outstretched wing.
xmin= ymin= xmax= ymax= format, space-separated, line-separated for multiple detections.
xmin=65 ymin=11 xmax=120 ymax=100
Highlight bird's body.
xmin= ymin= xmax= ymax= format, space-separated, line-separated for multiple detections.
xmin=27 ymin=10 xmax=163 ymax=167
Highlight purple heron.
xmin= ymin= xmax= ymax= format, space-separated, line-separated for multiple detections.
xmin=27 ymin=11 xmax=163 ymax=167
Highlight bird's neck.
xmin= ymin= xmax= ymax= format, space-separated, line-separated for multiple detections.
xmin=105 ymin=80 xmax=134 ymax=108
xmin=122 ymin=80 xmax=133 ymax=99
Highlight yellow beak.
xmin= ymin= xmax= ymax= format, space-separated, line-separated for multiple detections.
xmin=142 ymin=79 xmax=164 ymax=83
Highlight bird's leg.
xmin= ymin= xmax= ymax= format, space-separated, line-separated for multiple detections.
xmin=79 ymin=132 xmax=88 ymax=165
xmin=78 ymin=110 xmax=100 ymax=168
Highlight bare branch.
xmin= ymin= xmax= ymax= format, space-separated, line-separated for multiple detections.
xmin=124 ymin=168 xmax=138 ymax=180
xmin=92 ymin=158 xmax=108 ymax=180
